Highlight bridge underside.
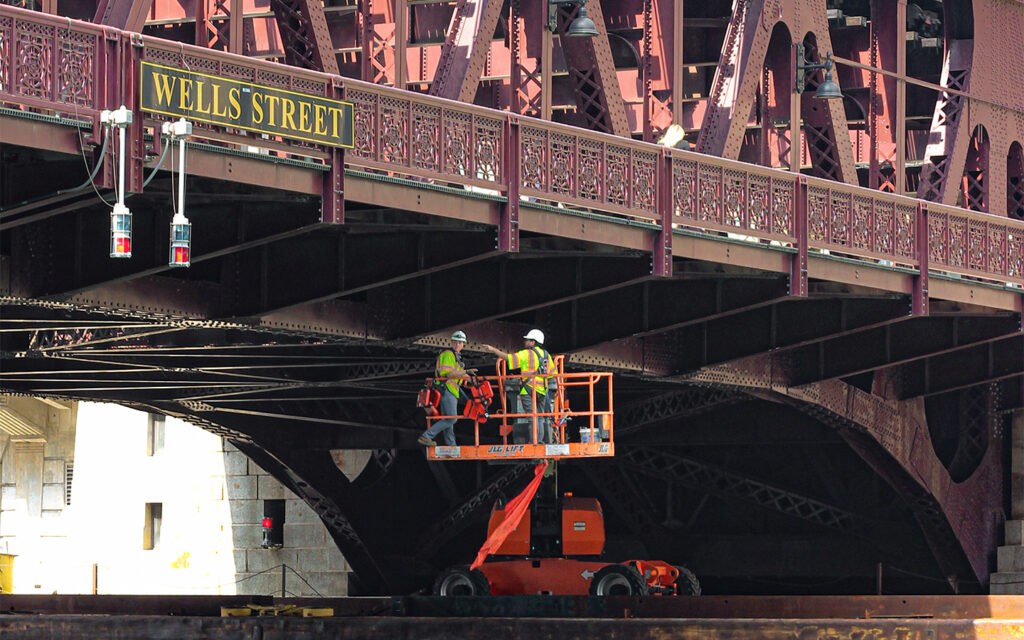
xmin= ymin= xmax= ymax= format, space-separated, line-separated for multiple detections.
xmin=1 ymin=138 xmax=1014 ymax=595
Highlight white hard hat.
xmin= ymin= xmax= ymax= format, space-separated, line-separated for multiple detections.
xmin=523 ymin=329 xmax=545 ymax=344
xmin=451 ymin=330 xmax=467 ymax=342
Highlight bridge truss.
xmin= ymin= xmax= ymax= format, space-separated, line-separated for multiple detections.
xmin=2 ymin=0 xmax=1024 ymax=595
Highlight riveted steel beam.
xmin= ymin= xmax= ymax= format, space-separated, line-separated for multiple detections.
xmin=615 ymin=387 xmax=746 ymax=439
xmin=429 ymin=0 xmax=506 ymax=103
xmin=789 ymin=378 xmax=1000 ymax=588
xmin=900 ymin=335 xmax=1024 ymax=398
xmin=270 ymin=0 xmax=340 ymax=74
xmin=247 ymin=229 xmax=500 ymax=318
xmin=621 ymin=445 xmax=858 ymax=533
xmin=787 ymin=313 xmax=1022 ymax=387
xmin=916 ymin=40 xmax=973 ymax=205
xmin=554 ymin=276 xmax=792 ymax=356
xmin=555 ymin=0 xmax=630 ymax=137
xmin=696 ymin=0 xmax=856 ymax=184
xmin=371 ymin=254 xmax=653 ymax=341
xmin=93 ymin=0 xmax=153 ymax=31
xmin=669 ymin=296 xmax=911 ymax=375
xmin=581 ymin=461 xmax=665 ymax=536
xmin=680 ymin=359 xmax=996 ymax=588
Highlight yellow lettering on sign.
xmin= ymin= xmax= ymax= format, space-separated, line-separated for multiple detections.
xmin=264 ymin=95 xmax=280 ymax=127
xmin=153 ymin=73 xmax=177 ymax=107
xmin=314 ymin=104 xmax=328 ymax=137
xmin=179 ymin=78 xmax=192 ymax=111
xmin=252 ymin=93 xmax=264 ymax=125
xmin=194 ymin=80 xmax=212 ymax=115
xmin=328 ymin=106 xmax=343 ymax=139
xmin=228 ymin=87 xmax=241 ymax=121
xmin=281 ymin=97 xmax=297 ymax=131
xmin=211 ymin=84 xmax=228 ymax=118
xmin=299 ymin=101 xmax=312 ymax=134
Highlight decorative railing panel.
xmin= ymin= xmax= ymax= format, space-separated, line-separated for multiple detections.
xmin=806 ymin=179 xmax=918 ymax=265
xmin=518 ymin=121 xmax=660 ymax=222
xmin=142 ymin=37 xmax=332 ymax=97
xmin=670 ymin=154 xmax=797 ymax=242
xmin=345 ymin=83 xmax=505 ymax=190
xmin=928 ymin=202 xmax=1024 ymax=283
xmin=0 ymin=11 xmax=104 ymax=116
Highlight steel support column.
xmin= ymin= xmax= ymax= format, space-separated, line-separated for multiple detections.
xmin=697 ymin=0 xmax=857 ymax=184
xmin=916 ymin=41 xmax=973 ymax=205
xmin=270 ymin=0 xmax=340 ymax=74
xmin=499 ymin=117 xmax=520 ymax=252
xmin=429 ymin=0 xmax=505 ymax=103
xmin=93 ymin=0 xmax=153 ymax=31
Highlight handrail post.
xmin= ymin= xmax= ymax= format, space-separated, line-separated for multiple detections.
xmin=96 ymin=27 xmax=121 ymax=190
xmin=322 ymin=78 xmax=345 ymax=224
xmin=530 ymin=383 xmax=538 ymax=445
xmin=653 ymin=149 xmax=673 ymax=276
xmin=913 ymin=201 xmax=929 ymax=315
xmin=499 ymin=116 xmax=520 ymax=252
xmin=790 ymin=176 xmax=808 ymax=297
xmin=124 ymin=32 xmax=145 ymax=194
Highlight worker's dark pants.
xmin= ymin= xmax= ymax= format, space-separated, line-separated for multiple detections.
xmin=422 ymin=389 xmax=458 ymax=445
xmin=543 ymin=392 xmax=556 ymax=442
xmin=513 ymin=393 xmax=553 ymax=444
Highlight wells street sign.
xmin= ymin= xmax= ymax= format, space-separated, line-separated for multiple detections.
xmin=140 ymin=61 xmax=354 ymax=148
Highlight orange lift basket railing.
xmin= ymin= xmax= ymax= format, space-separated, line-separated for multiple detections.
xmin=419 ymin=356 xmax=614 ymax=461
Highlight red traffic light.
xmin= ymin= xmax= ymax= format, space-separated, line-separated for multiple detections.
xmin=262 ymin=517 xmax=273 ymax=529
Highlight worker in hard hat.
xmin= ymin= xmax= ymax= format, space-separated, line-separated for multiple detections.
xmin=482 ymin=329 xmax=557 ymax=444
xmin=418 ymin=330 xmax=475 ymax=447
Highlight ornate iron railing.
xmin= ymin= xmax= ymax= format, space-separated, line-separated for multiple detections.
xmin=928 ymin=201 xmax=1024 ymax=281
xmin=0 ymin=9 xmax=107 ymax=117
xmin=805 ymin=177 xmax=920 ymax=265
xmin=4 ymin=4 xmax=1024 ymax=289
xmin=671 ymin=156 xmax=797 ymax=242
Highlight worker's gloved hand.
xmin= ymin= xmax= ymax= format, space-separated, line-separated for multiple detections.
xmin=466 ymin=368 xmax=478 ymax=375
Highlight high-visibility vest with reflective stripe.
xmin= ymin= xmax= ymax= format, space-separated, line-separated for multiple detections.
xmin=507 ymin=347 xmax=555 ymax=395
xmin=436 ymin=349 xmax=463 ymax=398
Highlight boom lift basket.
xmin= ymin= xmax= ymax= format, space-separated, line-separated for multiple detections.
xmin=420 ymin=356 xmax=614 ymax=461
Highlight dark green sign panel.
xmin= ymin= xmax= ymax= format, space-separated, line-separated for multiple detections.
xmin=140 ymin=61 xmax=353 ymax=148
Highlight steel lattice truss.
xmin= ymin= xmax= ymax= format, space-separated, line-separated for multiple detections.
xmin=615 ymin=388 xmax=746 ymax=438
xmin=415 ymin=463 xmax=531 ymax=558
xmin=581 ymin=462 xmax=665 ymax=536
xmin=621 ymin=446 xmax=857 ymax=533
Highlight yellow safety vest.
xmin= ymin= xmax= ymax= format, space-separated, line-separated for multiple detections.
xmin=436 ymin=349 xmax=464 ymax=397
xmin=506 ymin=347 xmax=555 ymax=396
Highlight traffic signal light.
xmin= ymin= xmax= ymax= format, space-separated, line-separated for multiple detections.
xmin=261 ymin=500 xmax=284 ymax=548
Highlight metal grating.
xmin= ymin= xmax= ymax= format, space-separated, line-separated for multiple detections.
xmin=64 ymin=461 xmax=73 ymax=506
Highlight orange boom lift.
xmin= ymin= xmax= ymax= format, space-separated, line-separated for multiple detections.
xmin=415 ymin=358 xmax=700 ymax=597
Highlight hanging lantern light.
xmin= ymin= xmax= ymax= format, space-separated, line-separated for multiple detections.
xmin=168 ymin=211 xmax=191 ymax=267
xmin=104 ymin=105 xmax=133 ymax=259
xmin=110 ymin=202 xmax=132 ymax=258
xmin=165 ymin=118 xmax=193 ymax=268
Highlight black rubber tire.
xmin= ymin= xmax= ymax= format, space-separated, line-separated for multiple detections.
xmin=433 ymin=565 xmax=491 ymax=596
xmin=673 ymin=565 xmax=701 ymax=596
xmin=588 ymin=563 xmax=649 ymax=596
